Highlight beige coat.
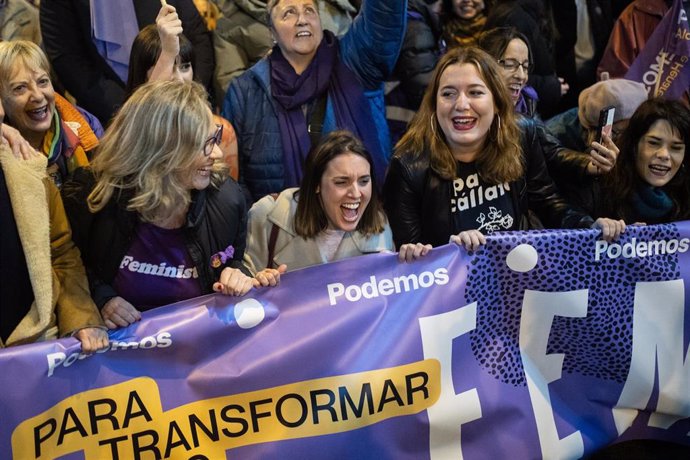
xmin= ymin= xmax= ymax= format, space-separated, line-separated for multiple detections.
xmin=244 ymin=188 xmax=394 ymax=274
xmin=0 ymin=148 xmax=104 ymax=347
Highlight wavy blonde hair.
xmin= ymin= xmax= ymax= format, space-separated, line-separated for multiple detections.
xmin=395 ymin=46 xmax=523 ymax=184
xmin=88 ymin=80 xmax=223 ymax=222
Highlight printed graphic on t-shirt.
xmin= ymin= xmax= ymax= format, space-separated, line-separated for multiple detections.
xmin=112 ymin=223 xmax=203 ymax=311
xmin=451 ymin=162 xmax=516 ymax=234
xmin=118 ymin=256 xmax=199 ymax=279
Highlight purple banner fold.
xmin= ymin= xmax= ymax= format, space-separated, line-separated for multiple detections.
xmin=2 ymin=223 xmax=690 ymax=459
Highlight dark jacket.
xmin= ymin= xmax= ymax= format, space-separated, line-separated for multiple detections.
xmin=222 ymin=0 xmax=406 ymax=203
xmin=566 ymin=175 xmax=690 ymax=225
xmin=551 ymin=0 xmax=614 ymax=109
xmin=40 ymin=0 xmax=214 ymax=125
xmin=393 ymin=0 xmax=443 ymax=109
xmin=63 ymin=169 xmax=249 ymax=309
xmin=383 ymin=118 xmax=595 ymax=247
xmin=545 ymin=107 xmax=588 ymax=152
xmin=528 ymin=114 xmax=592 ymax=188
xmin=486 ymin=0 xmax=562 ymax=118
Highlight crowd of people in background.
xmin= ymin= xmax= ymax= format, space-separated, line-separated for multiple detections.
xmin=1 ymin=0 xmax=689 ymax=373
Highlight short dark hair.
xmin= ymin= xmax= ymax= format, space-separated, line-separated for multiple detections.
xmin=295 ymin=130 xmax=386 ymax=238
xmin=125 ymin=24 xmax=195 ymax=99
xmin=605 ymin=98 xmax=690 ymax=221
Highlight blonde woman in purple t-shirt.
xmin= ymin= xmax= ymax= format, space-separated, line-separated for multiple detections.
xmin=64 ymin=80 xmax=281 ymax=329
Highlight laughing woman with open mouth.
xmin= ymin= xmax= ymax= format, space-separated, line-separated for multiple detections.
xmin=383 ymin=47 xmax=625 ymax=253
xmin=569 ymin=98 xmax=690 ymax=225
xmin=0 ymin=40 xmax=102 ymax=188
xmin=62 ymin=81 xmax=273 ymax=330
xmin=244 ymin=130 xmax=395 ymax=276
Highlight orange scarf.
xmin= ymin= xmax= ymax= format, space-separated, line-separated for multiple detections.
xmin=40 ymin=94 xmax=98 ymax=173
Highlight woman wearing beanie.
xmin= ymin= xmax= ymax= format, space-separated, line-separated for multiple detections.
xmin=546 ymin=77 xmax=648 ymax=153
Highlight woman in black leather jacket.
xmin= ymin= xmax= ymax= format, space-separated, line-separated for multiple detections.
xmin=383 ymin=47 xmax=624 ymax=250
xmin=475 ymin=27 xmax=621 ymax=187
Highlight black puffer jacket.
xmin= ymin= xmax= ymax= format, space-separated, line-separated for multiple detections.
xmin=393 ymin=0 xmax=443 ymax=109
xmin=63 ymin=168 xmax=249 ymax=309
xmin=383 ymin=118 xmax=595 ymax=247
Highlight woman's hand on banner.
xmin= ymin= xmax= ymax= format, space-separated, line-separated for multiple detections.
xmin=253 ymin=264 xmax=288 ymax=288
xmin=101 ymin=296 xmax=141 ymax=329
xmin=592 ymin=218 xmax=626 ymax=242
xmin=74 ymin=327 xmax=109 ymax=354
xmin=450 ymin=230 xmax=486 ymax=252
xmin=398 ymin=242 xmax=432 ymax=262
xmin=214 ymin=267 xmax=254 ymax=296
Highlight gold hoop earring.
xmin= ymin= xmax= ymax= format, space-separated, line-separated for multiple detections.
xmin=430 ymin=113 xmax=438 ymax=139
xmin=493 ymin=114 xmax=502 ymax=142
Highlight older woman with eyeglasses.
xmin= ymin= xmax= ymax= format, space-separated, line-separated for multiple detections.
xmin=477 ymin=27 xmax=622 ymax=183
xmin=63 ymin=80 xmax=274 ymax=330
xmin=222 ymin=0 xmax=406 ymax=203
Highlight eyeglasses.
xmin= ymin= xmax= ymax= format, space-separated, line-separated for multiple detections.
xmin=497 ymin=58 xmax=531 ymax=73
xmin=203 ymin=124 xmax=223 ymax=156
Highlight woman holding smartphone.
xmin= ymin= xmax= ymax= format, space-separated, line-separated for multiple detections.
xmin=570 ymin=98 xmax=690 ymax=224
xmin=476 ymin=27 xmax=621 ymax=178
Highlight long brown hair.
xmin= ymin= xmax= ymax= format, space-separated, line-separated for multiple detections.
xmin=395 ymin=46 xmax=522 ymax=184
xmin=125 ymin=24 xmax=195 ymax=100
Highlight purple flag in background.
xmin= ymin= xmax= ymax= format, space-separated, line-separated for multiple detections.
xmin=625 ymin=0 xmax=690 ymax=99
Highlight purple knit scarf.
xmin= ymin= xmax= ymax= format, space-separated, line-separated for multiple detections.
xmin=270 ymin=31 xmax=385 ymax=187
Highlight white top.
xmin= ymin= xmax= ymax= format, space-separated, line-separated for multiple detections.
xmin=315 ymin=229 xmax=346 ymax=262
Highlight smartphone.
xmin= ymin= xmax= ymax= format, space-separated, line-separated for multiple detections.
xmin=596 ymin=106 xmax=616 ymax=144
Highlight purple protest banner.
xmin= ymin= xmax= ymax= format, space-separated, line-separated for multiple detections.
xmin=625 ymin=0 xmax=690 ymax=99
xmin=1 ymin=224 xmax=690 ymax=459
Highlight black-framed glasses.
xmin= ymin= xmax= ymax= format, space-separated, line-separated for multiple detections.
xmin=497 ymin=58 xmax=530 ymax=73
xmin=203 ymin=124 xmax=223 ymax=156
